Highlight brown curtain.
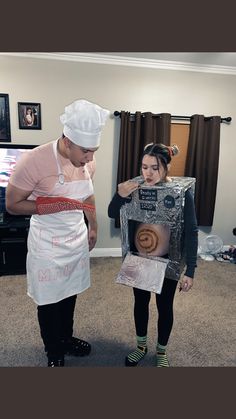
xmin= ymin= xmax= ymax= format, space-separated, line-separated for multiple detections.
xmin=115 ymin=111 xmax=171 ymax=227
xmin=184 ymin=114 xmax=221 ymax=226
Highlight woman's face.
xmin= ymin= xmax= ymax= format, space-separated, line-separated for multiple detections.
xmin=141 ymin=155 xmax=166 ymax=185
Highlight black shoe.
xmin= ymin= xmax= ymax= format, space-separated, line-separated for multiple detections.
xmin=47 ymin=357 xmax=65 ymax=367
xmin=64 ymin=337 xmax=91 ymax=357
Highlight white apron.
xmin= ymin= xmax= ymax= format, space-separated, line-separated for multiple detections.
xmin=27 ymin=140 xmax=94 ymax=305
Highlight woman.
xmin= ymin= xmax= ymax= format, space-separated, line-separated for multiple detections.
xmin=24 ymin=107 xmax=34 ymax=126
xmin=108 ymin=143 xmax=198 ymax=367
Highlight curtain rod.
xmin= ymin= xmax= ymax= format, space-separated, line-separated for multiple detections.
xmin=113 ymin=111 xmax=232 ymax=123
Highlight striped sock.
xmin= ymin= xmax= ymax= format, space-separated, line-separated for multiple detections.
xmin=125 ymin=335 xmax=147 ymax=366
xmin=156 ymin=343 xmax=169 ymax=367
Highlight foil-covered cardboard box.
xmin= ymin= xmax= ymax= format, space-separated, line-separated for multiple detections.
xmin=116 ymin=251 xmax=169 ymax=293
xmin=119 ymin=176 xmax=196 ymax=282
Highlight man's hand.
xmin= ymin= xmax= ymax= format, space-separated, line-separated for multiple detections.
xmin=36 ymin=196 xmax=95 ymax=215
xmin=88 ymin=228 xmax=97 ymax=251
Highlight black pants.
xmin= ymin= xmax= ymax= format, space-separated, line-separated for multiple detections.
xmin=133 ymin=277 xmax=178 ymax=346
xmin=37 ymin=295 xmax=77 ymax=357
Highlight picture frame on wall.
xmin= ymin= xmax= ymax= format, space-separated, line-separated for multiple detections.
xmin=0 ymin=93 xmax=11 ymax=142
xmin=18 ymin=102 xmax=41 ymax=130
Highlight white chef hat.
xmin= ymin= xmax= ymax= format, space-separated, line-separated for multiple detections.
xmin=60 ymin=99 xmax=110 ymax=147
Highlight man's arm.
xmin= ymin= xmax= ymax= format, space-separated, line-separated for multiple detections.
xmin=83 ymin=194 xmax=97 ymax=251
xmin=6 ymin=183 xmax=37 ymax=215
xmin=7 ymin=183 xmax=96 ymax=216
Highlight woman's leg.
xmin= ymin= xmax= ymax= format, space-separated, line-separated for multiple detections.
xmin=133 ymin=287 xmax=151 ymax=336
xmin=125 ymin=287 xmax=151 ymax=367
xmin=155 ymin=277 xmax=178 ymax=366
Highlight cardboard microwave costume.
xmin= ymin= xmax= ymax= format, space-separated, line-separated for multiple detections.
xmin=116 ymin=176 xmax=196 ymax=294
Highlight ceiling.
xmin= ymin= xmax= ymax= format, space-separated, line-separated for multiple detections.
xmin=1 ymin=52 xmax=236 ymax=74
xmin=100 ymin=52 xmax=236 ymax=67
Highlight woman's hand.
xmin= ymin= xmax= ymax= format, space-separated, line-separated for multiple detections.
xmin=179 ymin=276 xmax=193 ymax=292
xmin=118 ymin=180 xmax=139 ymax=198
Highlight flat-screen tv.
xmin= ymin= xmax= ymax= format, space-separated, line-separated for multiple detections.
xmin=0 ymin=143 xmax=38 ymax=225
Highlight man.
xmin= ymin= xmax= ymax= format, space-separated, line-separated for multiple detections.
xmin=6 ymin=99 xmax=110 ymax=367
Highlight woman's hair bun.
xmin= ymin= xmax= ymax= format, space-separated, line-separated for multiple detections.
xmin=169 ymin=144 xmax=179 ymax=156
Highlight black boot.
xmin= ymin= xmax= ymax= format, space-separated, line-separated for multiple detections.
xmin=63 ymin=337 xmax=91 ymax=357
xmin=47 ymin=355 xmax=65 ymax=367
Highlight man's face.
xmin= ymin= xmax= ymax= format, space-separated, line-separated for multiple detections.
xmin=67 ymin=141 xmax=98 ymax=168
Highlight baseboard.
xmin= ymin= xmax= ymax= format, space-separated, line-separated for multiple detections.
xmin=90 ymin=247 xmax=122 ymax=257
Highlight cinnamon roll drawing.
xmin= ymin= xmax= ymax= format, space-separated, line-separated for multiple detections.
xmin=134 ymin=223 xmax=170 ymax=257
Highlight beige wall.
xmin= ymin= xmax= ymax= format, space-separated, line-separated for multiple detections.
xmin=1 ymin=55 xmax=236 ymax=249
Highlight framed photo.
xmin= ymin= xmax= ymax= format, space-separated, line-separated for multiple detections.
xmin=0 ymin=93 xmax=11 ymax=142
xmin=18 ymin=102 xmax=41 ymax=130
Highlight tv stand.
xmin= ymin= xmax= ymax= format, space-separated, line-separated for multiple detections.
xmin=0 ymin=218 xmax=30 ymax=276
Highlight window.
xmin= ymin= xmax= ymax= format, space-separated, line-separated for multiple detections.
xmin=169 ymin=123 xmax=190 ymax=176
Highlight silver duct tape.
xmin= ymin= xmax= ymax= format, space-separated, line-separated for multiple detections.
xmin=120 ymin=176 xmax=196 ymax=281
